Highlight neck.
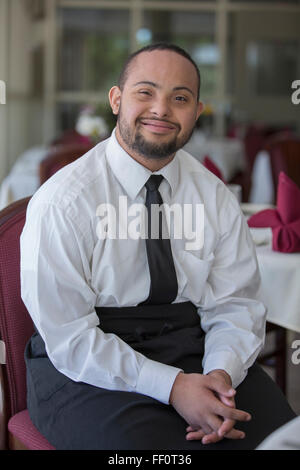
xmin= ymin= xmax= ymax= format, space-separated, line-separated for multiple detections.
xmin=115 ymin=127 xmax=175 ymax=172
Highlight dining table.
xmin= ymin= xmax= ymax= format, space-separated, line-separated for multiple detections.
xmin=241 ymin=202 xmax=300 ymax=393
xmin=242 ymin=203 xmax=300 ymax=334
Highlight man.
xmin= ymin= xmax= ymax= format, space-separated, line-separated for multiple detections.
xmin=21 ymin=43 xmax=295 ymax=450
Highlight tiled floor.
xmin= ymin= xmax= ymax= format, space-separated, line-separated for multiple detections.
xmin=261 ymin=330 xmax=300 ymax=415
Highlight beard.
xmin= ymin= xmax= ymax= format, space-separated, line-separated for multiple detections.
xmin=117 ymin=108 xmax=195 ymax=160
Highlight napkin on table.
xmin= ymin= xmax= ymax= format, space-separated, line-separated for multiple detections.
xmin=248 ymin=172 xmax=300 ymax=253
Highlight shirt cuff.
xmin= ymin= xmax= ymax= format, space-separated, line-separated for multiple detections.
xmin=203 ymin=351 xmax=247 ymax=389
xmin=135 ymin=357 xmax=183 ymax=405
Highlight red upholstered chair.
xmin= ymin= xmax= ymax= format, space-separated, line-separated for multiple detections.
xmin=267 ymin=138 xmax=300 ymax=201
xmin=0 ymin=198 xmax=55 ymax=450
xmin=39 ymin=142 xmax=94 ymax=185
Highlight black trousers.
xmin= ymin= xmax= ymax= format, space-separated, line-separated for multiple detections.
xmin=25 ymin=302 xmax=296 ymax=450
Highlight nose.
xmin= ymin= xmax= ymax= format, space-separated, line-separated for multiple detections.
xmin=149 ymin=96 xmax=171 ymax=118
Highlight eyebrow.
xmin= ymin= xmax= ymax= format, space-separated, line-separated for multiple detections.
xmin=132 ymin=81 xmax=195 ymax=97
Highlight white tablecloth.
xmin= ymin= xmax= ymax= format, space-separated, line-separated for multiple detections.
xmin=0 ymin=146 xmax=48 ymax=210
xmin=255 ymin=243 xmax=300 ymax=333
xmin=183 ymin=131 xmax=246 ymax=182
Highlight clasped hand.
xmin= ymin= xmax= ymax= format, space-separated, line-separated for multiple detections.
xmin=169 ymin=370 xmax=251 ymax=445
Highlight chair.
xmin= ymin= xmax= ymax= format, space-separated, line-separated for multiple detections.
xmin=244 ymin=125 xmax=267 ymax=175
xmin=0 ymin=197 xmax=55 ymax=450
xmin=51 ymin=129 xmax=93 ymax=147
xmin=267 ymin=138 xmax=300 ymax=201
xmin=244 ymin=125 xmax=294 ymax=174
xmin=39 ymin=142 xmax=93 ymax=185
xmin=258 ymin=323 xmax=287 ymax=395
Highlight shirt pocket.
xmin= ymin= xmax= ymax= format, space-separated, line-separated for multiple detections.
xmin=178 ymin=251 xmax=215 ymax=305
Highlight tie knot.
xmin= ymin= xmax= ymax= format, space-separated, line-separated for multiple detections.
xmin=145 ymin=175 xmax=164 ymax=192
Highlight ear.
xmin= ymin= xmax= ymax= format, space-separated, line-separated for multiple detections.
xmin=196 ymin=101 xmax=205 ymax=121
xmin=109 ymin=86 xmax=122 ymax=115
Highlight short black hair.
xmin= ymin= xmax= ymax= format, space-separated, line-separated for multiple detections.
xmin=118 ymin=43 xmax=201 ymax=100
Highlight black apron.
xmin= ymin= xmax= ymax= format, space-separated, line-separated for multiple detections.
xmin=24 ymin=302 xmax=296 ymax=450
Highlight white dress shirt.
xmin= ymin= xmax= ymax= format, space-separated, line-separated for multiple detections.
xmin=20 ymin=129 xmax=266 ymax=405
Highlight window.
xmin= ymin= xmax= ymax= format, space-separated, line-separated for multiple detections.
xmin=247 ymin=40 xmax=300 ymax=96
xmin=53 ymin=1 xmax=300 ymax=137
xmin=139 ymin=10 xmax=217 ymax=97
xmin=57 ymin=8 xmax=130 ymax=93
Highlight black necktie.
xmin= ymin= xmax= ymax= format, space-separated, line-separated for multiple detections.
xmin=139 ymin=175 xmax=178 ymax=305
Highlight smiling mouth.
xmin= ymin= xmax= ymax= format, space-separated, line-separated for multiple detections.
xmin=139 ymin=119 xmax=178 ymax=134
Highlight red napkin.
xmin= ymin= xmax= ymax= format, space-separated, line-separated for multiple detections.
xmin=248 ymin=172 xmax=300 ymax=253
xmin=203 ymin=156 xmax=226 ymax=183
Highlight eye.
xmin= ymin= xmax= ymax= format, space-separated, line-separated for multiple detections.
xmin=139 ymin=90 xmax=151 ymax=96
xmin=175 ymin=95 xmax=188 ymax=102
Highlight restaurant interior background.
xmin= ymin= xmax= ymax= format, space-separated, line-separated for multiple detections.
xmin=0 ymin=0 xmax=300 ymax=421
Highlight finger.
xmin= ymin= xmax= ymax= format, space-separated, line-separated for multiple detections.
xmin=207 ymin=376 xmax=236 ymax=397
xmin=215 ymin=401 xmax=251 ymax=422
xmin=186 ymin=429 xmax=206 ymax=441
xmin=218 ymin=418 xmax=236 ymax=437
xmin=202 ymin=431 xmax=222 ymax=445
xmin=207 ymin=414 xmax=224 ymax=435
xmin=218 ymin=395 xmax=236 ymax=407
xmin=201 ymin=422 xmax=214 ymax=435
xmin=223 ymin=427 xmax=245 ymax=440
xmin=203 ymin=427 xmax=245 ymax=444
xmin=186 ymin=419 xmax=214 ymax=434
xmin=186 ymin=425 xmax=196 ymax=432
xmin=216 ymin=395 xmax=236 ymax=436
xmin=187 ymin=421 xmax=213 ymax=435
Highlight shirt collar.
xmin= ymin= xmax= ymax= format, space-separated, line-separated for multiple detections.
xmin=106 ymin=128 xmax=180 ymax=200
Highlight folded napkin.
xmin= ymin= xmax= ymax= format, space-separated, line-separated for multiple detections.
xmin=203 ymin=156 xmax=226 ymax=183
xmin=248 ymin=172 xmax=300 ymax=253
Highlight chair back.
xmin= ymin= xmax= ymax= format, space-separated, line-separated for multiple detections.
xmin=0 ymin=198 xmax=33 ymax=419
xmin=39 ymin=143 xmax=93 ymax=184
xmin=244 ymin=125 xmax=294 ymax=174
xmin=244 ymin=126 xmax=266 ymax=173
xmin=267 ymin=139 xmax=300 ymax=198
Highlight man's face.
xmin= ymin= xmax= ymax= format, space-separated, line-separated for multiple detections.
xmin=109 ymin=50 xmax=203 ymax=161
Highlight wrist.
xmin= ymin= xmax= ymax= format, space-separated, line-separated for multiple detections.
xmin=169 ymin=371 xmax=185 ymax=405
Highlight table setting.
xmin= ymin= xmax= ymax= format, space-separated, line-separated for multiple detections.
xmin=203 ymin=155 xmax=300 ymax=333
xmin=242 ymin=172 xmax=300 ymax=333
